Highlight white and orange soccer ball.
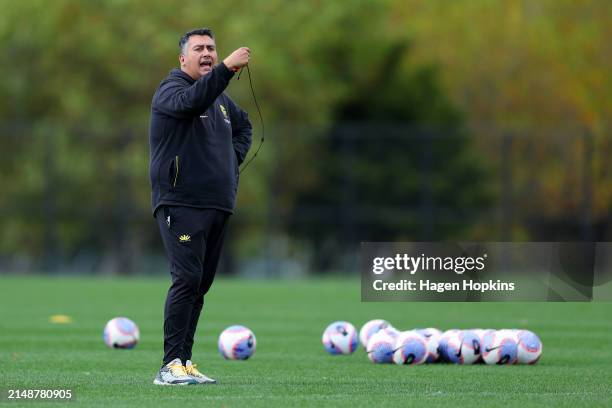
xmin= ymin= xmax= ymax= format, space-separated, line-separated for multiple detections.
xmin=103 ymin=317 xmax=140 ymax=349
xmin=515 ymin=330 xmax=543 ymax=364
xmin=482 ymin=330 xmax=518 ymax=365
xmin=393 ymin=331 xmax=428 ymax=365
xmin=366 ymin=328 xmax=398 ymax=364
xmin=456 ymin=330 xmax=482 ymax=364
xmin=417 ymin=328 xmax=442 ymax=363
xmin=322 ymin=321 xmax=358 ymax=355
xmin=359 ymin=319 xmax=392 ymax=349
xmin=218 ymin=325 xmax=257 ymax=360
xmin=438 ymin=329 xmax=461 ymax=361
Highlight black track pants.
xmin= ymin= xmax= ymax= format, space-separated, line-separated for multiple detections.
xmin=155 ymin=206 xmax=230 ymax=364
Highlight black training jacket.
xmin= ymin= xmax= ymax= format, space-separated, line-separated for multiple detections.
xmin=149 ymin=64 xmax=252 ymax=216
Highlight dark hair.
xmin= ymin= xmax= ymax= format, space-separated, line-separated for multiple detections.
xmin=179 ymin=28 xmax=215 ymax=54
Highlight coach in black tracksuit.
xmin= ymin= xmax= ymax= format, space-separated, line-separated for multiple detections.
xmin=149 ymin=28 xmax=251 ymax=366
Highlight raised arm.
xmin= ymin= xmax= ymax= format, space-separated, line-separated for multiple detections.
xmin=153 ymin=47 xmax=251 ymax=118
xmin=153 ymin=64 xmax=234 ymax=118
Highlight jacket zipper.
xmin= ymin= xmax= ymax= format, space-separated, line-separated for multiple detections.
xmin=173 ymin=155 xmax=179 ymax=187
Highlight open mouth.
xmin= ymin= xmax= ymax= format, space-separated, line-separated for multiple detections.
xmin=199 ymin=60 xmax=213 ymax=70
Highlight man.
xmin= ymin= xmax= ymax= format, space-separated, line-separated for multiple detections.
xmin=149 ymin=28 xmax=252 ymax=385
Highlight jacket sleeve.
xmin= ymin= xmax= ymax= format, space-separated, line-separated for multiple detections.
xmin=227 ymin=97 xmax=253 ymax=165
xmin=153 ymin=64 xmax=235 ymax=118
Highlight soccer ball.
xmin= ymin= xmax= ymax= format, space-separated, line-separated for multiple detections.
xmin=359 ymin=319 xmax=391 ymax=348
xmin=322 ymin=321 xmax=358 ymax=355
xmin=416 ymin=328 xmax=442 ymax=363
xmin=482 ymin=330 xmax=517 ymax=365
xmin=457 ymin=330 xmax=482 ymax=364
xmin=218 ymin=325 xmax=257 ymax=360
xmin=103 ymin=317 xmax=140 ymax=349
xmin=393 ymin=331 xmax=428 ymax=365
xmin=438 ymin=329 xmax=461 ymax=361
xmin=516 ymin=330 xmax=542 ymax=364
xmin=441 ymin=331 xmax=464 ymax=363
xmin=366 ymin=328 xmax=397 ymax=363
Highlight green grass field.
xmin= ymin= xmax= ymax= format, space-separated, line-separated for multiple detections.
xmin=0 ymin=275 xmax=611 ymax=407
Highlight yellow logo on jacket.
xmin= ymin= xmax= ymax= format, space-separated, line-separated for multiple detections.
xmin=219 ymin=104 xmax=231 ymax=124
xmin=219 ymin=104 xmax=228 ymax=118
xmin=179 ymin=234 xmax=191 ymax=243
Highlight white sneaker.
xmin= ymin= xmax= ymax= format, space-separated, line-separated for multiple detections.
xmin=153 ymin=358 xmax=197 ymax=385
xmin=184 ymin=360 xmax=217 ymax=384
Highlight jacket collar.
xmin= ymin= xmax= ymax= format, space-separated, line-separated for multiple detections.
xmin=170 ymin=68 xmax=196 ymax=84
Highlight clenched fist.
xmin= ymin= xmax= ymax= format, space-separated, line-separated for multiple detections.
xmin=223 ymin=47 xmax=251 ymax=72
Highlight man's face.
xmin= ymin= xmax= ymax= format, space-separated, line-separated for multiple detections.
xmin=179 ymin=35 xmax=218 ymax=80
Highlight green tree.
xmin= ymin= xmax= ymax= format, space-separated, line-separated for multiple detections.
xmin=288 ymin=40 xmax=492 ymax=270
